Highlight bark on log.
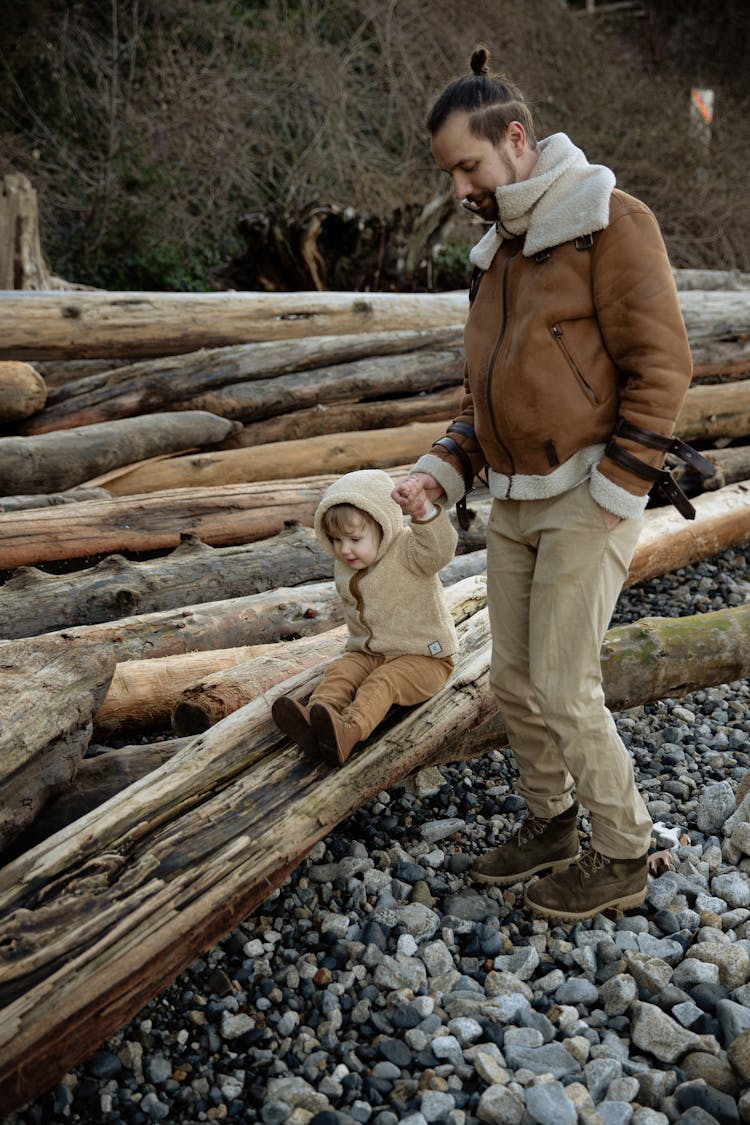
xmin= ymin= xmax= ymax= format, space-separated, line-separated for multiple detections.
xmin=0 ymin=488 xmax=112 ymax=512
xmin=0 ymin=412 xmax=240 ymax=495
xmin=0 ymin=636 xmax=116 ymax=852
xmin=676 ymin=379 xmax=750 ymax=442
xmin=2 ymin=597 xmax=750 ymax=1111
xmin=24 ymin=327 xmax=463 ymax=433
xmin=101 ymin=422 xmax=450 ymax=495
xmin=0 ymin=362 xmax=46 ymax=422
xmin=0 ymin=525 xmax=332 ymax=640
xmin=0 ymin=290 xmax=470 ymax=361
xmin=219 ymin=388 xmax=462 ymax=448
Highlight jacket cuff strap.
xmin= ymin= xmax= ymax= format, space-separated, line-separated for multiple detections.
xmin=605 ymin=439 xmax=696 ymax=520
xmin=614 ymin=418 xmax=714 ymax=476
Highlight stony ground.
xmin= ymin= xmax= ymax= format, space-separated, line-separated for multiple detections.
xmin=9 ymin=545 xmax=750 ymax=1125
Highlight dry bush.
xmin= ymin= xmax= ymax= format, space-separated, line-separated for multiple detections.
xmin=0 ymin=0 xmax=747 ymax=288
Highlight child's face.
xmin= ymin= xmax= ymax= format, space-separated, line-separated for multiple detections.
xmin=330 ymin=517 xmax=380 ymax=570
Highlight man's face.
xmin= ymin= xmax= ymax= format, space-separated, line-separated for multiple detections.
xmin=431 ymin=110 xmax=526 ymax=221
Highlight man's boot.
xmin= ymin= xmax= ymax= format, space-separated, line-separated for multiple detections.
xmin=472 ymin=803 xmax=580 ymax=887
xmin=525 ymin=848 xmax=648 ymax=922
xmin=309 ymin=702 xmax=361 ymax=766
xmin=271 ymin=695 xmax=317 ymax=757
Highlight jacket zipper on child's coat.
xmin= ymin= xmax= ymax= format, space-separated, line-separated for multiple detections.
xmin=349 ymin=569 xmax=375 ymax=653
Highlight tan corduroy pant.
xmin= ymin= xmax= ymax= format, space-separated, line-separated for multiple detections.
xmin=486 ymin=480 xmax=652 ymax=859
xmin=310 ymin=651 xmax=454 ymax=740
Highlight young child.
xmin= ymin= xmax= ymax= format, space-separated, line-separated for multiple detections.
xmin=271 ymin=468 xmax=458 ymax=765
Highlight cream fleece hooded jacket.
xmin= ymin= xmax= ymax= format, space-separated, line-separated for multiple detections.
xmin=314 ymin=469 xmax=458 ymax=660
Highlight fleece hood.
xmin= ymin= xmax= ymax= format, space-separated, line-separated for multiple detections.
xmin=314 ymin=469 xmax=403 ymax=562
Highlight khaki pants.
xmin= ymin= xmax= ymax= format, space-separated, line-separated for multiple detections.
xmin=311 ymin=651 xmax=454 ymax=740
xmin=486 ymin=480 xmax=652 ymax=858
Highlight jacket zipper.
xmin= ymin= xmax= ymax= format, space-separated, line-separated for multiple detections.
xmin=350 ymin=570 xmax=374 ymax=652
xmin=551 ymin=324 xmax=599 ymax=404
xmin=486 ymin=251 xmax=517 ymax=494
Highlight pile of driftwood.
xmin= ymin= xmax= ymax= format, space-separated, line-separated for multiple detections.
xmin=1 ymin=276 xmax=750 ymax=1114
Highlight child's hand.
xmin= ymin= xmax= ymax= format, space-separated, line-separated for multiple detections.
xmin=393 ymin=476 xmax=432 ymax=519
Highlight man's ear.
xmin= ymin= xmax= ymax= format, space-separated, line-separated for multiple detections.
xmin=506 ymin=119 xmax=528 ymax=154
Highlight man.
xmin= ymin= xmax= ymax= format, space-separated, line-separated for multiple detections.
xmin=393 ymin=48 xmax=696 ymax=922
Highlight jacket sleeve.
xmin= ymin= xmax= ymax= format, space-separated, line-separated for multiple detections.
xmin=412 ymin=362 xmax=488 ymax=508
xmin=590 ymin=198 xmax=693 ymax=509
xmin=403 ymin=508 xmax=458 ymax=575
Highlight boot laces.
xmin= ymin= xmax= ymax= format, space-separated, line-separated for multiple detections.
xmin=514 ymin=815 xmax=550 ymax=846
xmin=575 ymin=850 xmax=610 ymax=879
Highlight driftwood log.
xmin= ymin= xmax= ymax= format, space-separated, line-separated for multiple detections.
xmin=673 ymin=443 xmax=750 ymax=495
xmin=2 ymin=596 xmax=750 ymax=1111
xmin=21 ymin=327 xmax=463 ymax=433
xmin=677 ymin=378 xmax=750 ymax=443
xmin=0 ymin=468 xmax=494 ymax=570
xmin=101 ymin=422 xmax=449 ymax=495
xmin=0 ymin=477 xmax=341 ymax=570
xmin=219 ymin=387 xmax=463 ymax=448
xmin=0 ymin=488 xmax=112 ymax=512
xmin=0 ymin=174 xmax=55 ymax=290
xmin=103 ymin=574 xmax=484 ymax=737
xmin=3 ymin=580 xmax=345 ymax=666
xmin=0 ymin=636 xmax=116 ymax=852
xmin=0 ymin=290 xmax=470 ymax=361
xmin=139 ymin=348 xmax=463 ymax=426
xmin=0 ymin=411 xmax=239 ymax=494
xmin=0 ymin=290 xmax=748 ymax=371
xmin=0 ymin=525 xmax=332 ymax=640
xmin=0 ymin=361 xmax=46 ymax=422
xmin=673 ymin=267 xmax=750 ymax=291
xmin=1 ymin=739 xmax=192 ymax=862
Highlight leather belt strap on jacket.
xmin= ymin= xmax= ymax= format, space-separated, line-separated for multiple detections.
xmin=605 ymin=418 xmax=715 ymax=520
xmin=432 ymin=422 xmax=477 ymax=530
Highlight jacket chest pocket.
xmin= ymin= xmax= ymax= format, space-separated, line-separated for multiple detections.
xmin=551 ymin=323 xmax=600 ymax=405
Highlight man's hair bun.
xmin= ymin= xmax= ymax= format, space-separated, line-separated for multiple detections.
xmin=470 ymin=47 xmax=490 ymax=76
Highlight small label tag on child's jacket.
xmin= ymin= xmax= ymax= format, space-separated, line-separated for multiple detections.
xmin=428 ymin=640 xmax=443 ymax=655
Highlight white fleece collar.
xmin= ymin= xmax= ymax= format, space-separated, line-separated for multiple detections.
xmin=469 ymin=132 xmax=616 ymax=268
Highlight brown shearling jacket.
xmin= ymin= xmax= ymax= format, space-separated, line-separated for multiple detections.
xmin=419 ymin=189 xmax=694 ymax=513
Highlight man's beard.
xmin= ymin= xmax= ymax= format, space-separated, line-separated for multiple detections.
xmin=464 ymin=154 xmax=518 ymax=222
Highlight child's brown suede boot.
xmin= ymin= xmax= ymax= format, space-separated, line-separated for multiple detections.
xmin=271 ymin=695 xmax=316 ymax=758
xmin=309 ymin=703 xmax=362 ymax=766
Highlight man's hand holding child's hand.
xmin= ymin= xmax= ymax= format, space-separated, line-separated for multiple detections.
xmin=392 ymin=474 xmax=441 ymax=520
